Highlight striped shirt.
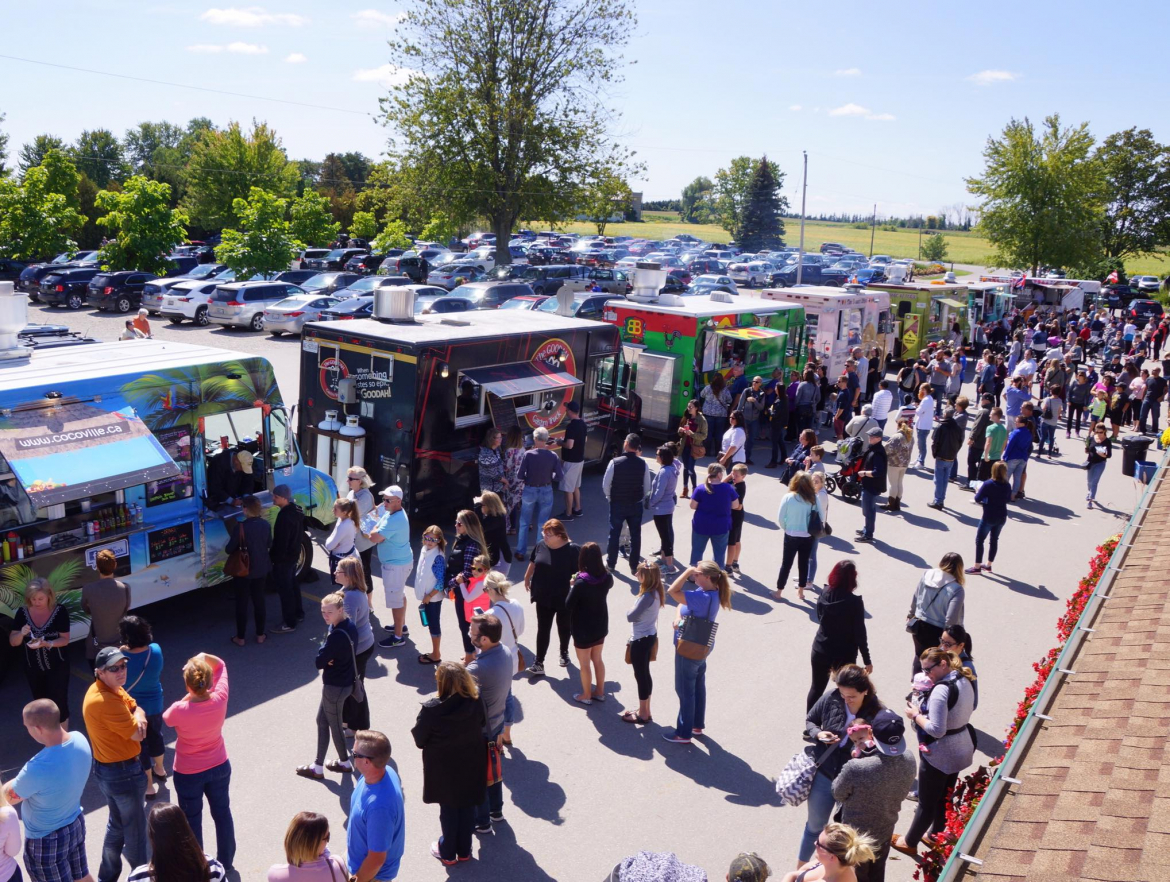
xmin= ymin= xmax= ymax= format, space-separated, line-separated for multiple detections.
xmin=129 ymin=856 xmax=225 ymax=881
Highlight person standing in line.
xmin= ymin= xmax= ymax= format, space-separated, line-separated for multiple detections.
xmin=266 ymin=812 xmax=347 ymax=881
xmin=474 ymin=491 xmax=512 ymax=573
xmin=337 ymin=557 xmax=375 ymax=732
xmin=966 ymin=462 xmax=1012 ymax=575
xmin=346 ymin=467 xmax=378 ymax=593
xmin=807 ymin=472 xmax=830 ymax=591
xmin=0 ymin=783 xmax=19 ymax=882
xmin=736 ymin=377 xmax=766 ymax=464
xmin=1066 ymin=367 xmax=1093 ymax=439
xmin=870 ymin=380 xmax=893 ymax=433
xmin=912 ymin=384 xmax=934 ymax=468
xmin=723 ymin=464 xmax=749 ymax=575
xmin=981 ymin=407 xmax=1008 ymax=473
xmin=484 ymin=572 xmax=525 ymax=747
xmin=677 ymin=400 xmax=708 ymax=497
xmin=662 ymin=561 xmax=732 ymax=745
xmin=855 ymin=427 xmax=888 ymax=544
xmin=297 ymin=594 xmax=359 ymax=781
xmin=622 ymin=562 xmax=663 ymax=726
xmin=927 ymin=408 xmax=963 ymax=510
xmin=940 ymin=626 xmax=979 ymax=711
xmin=602 ymin=433 xmax=651 ymax=574
xmin=976 ymin=351 xmax=997 ymax=401
xmin=881 ymin=418 xmax=913 ymax=513
xmin=346 ymin=730 xmax=405 ymax=882
xmin=83 ymin=647 xmax=150 ymax=881
xmin=501 ymin=426 xmax=527 ymax=533
xmin=806 ymin=562 xmax=871 ymax=711
xmin=323 ymin=499 xmax=359 ymax=585
xmin=270 ymin=485 xmax=307 ymax=633
xmin=466 ymin=615 xmax=512 ymax=835
xmin=765 ymin=373 xmax=791 ymax=468
xmin=1139 ymin=365 xmax=1167 ymax=435
xmin=867 ymin=347 xmax=882 ymax=403
xmin=9 ymin=579 xmax=72 ymax=727
xmin=784 ymin=823 xmax=877 ymax=882
xmin=700 ymin=372 xmax=732 ymax=448
xmin=514 ymin=427 xmax=564 ymax=562
xmin=720 ymin=410 xmax=748 ymax=468
xmin=4 ymin=700 xmax=93 ymax=882
xmin=162 ymin=653 xmax=234 ymax=872
xmin=566 ymin=542 xmax=614 ymax=705
xmin=647 ymin=444 xmax=681 ymax=575
xmin=1003 ymin=375 xmax=1032 ymax=422
xmin=524 ymin=519 xmax=578 ymax=676
xmin=1036 ymin=386 xmax=1063 ymax=457
xmin=83 ymin=550 xmax=132 ymax=665
xmin=906 ymin=554 xmax=966 ymax=672
xmin=225 ymin=496 xmax=272 ymax=646
xmin=832 ymin=376 xmax=854 ymax=441
xmin=413 ymin=527 xmax=447 ymax=666
xmin=945 ymin=348 xmax=964 ymax=405
xmin=118 ymin=616 xmax=166 ymax=800
xmin=792 ymin=368 xmax=821 ymax=436
xmin=772 ymin=472 xmax=825 ymax=603
xmin=1002 ymin=415 xmax=1033 ymax=500
xmin=477 ymin=426 xmax=507 ymax=499
xmin=688 ymin=463 xmax=742 ymax=566
xmin=127 ymin=803 xmax=225 ymax=881
xmin=1084 ymin=424 xmax=1113 ymax=509
xmin=411 ymin=663 xmax=486 ymax=866
xmin=558 ymin=400 xmax=588 ymax=520
xmin=929 ymin=350 xmax=951 ymax=417
xmin=447 ymin=510 xmax=488 ymax=666
xmin=963 ymin=394 xmax=994 ymax=490
xmin=363 ymin=486 xmax=413 ymax=650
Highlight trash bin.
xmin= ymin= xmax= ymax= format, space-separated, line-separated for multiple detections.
xmin=1121 ymin=434 xmax=1154 ymax=477
xmin=1136 ymin=461 xmax=1158 ymax=485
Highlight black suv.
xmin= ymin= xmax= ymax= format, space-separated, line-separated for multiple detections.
xmin=1128 ymin=299 xmax=1165 ymax=330
xmin=0 ymin=259 xmax=28 ymax=282
xmin=40 ymin=267 xmax=102 ymax=309
xmin=519 ymin=264 xmax=589 ymax=295
xmin=304 ymin=248 xmax=367 ymax=272
xmin=343 ymin=253 xmax=386 ymax=275
xmin=87 ymin=271 xmax=157 ymax=312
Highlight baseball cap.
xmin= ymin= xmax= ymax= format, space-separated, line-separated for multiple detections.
xmin=728 ymin=852 xmax=771 ymax=882
xmin=871 ymin=708 xmax=907 ymax=756
xmin=272 ymin=484 xmax=293 ymax=501
xmin=381 ymin=485 xmax=404 ymax=499
xmin=566 ymin=399 xmax=580 ymax=413
xmin=95 ymin=647 xmax=127 ymax=671
xmin=866 ymin=426 xmax=884 ymax=437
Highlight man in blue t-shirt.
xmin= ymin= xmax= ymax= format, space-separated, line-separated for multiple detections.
xmin=6 ymin=700 xmax=93 ymax=882
xmin=348 ymin=730 xmax=405 ymax=881
xmin=364 ymin=485 xmax=414 ymax=649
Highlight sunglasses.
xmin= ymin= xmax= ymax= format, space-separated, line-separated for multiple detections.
xmin=347 ymin=476 xmax=362 ymax=481
xmin=472 ymin=566 xmax=486 ymax=573
xmin=351 ymin=752 xmax=372 ymax=761
xmin=423 ymin=536 xmax=440 ymax=543
xmin=104 ymin=662 xmax=128 ymax=673
xmin=921 ymin=663 xmax=939 ymax=674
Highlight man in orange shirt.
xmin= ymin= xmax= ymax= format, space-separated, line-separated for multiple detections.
xmin=82 ymin=647 xmax=149 ymax=882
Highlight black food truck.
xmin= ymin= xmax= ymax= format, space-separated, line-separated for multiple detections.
xmin=297 ymin=288 xmax=637 ymax=517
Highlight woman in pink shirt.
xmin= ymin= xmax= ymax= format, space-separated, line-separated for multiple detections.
xmin=162 ymin=653 xmax=236 ymax=873
xmin=266 ymin=812 xmax=347 ymax=881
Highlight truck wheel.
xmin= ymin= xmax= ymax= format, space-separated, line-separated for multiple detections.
xmin=116 ymin=297 xmax=132 ymax=313
xmin=250 ymin=313 xmax=265 ymax=332
xmin=67 ymin=294 xmax=83 ymax=309
xmin=295 ymin=532 xmax=315 ymax=582
xmin=195 ymin=307 xmax=209 ymax=326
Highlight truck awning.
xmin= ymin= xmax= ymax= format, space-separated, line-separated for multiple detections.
xmin=0 ymin=399 xmax=181 ymax=508
xmin=462 ymin=363 xmax=583 ymax=398
xmin=715 ymin=327 xmax=788 ymax=342
xmin=934 ymin=297 xmax=966 ymax=309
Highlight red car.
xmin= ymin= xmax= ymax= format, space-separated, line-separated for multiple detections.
xmin=668 ymin=268 xmax=693 ymax=286
xmin=498 ymin=294 xmax=550 ymax=311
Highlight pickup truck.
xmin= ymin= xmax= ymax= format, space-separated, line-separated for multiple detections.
xmin=559 ymin=268 xmax=632 ymax=296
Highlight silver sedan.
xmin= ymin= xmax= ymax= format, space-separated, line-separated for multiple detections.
xmin=262 ymin=294 xmax=343 ymax=336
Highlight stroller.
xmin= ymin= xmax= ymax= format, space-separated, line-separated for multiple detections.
xmin=829 ymin=435 xmax=865 ymax=501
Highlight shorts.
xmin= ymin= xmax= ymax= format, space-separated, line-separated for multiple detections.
xmin=139 ymin=713 xmax=165 ymax=766
xmin=560 ymin=460 xmax=584 ymax=493
xmin=26 ymin=815 xmax=88 ymax=882
xmin=728 ymin=510 xmax=745 ymax=545
xmin=380 ymin=562 xmax=413 ymax=610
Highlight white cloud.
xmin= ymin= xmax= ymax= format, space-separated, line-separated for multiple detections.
xmin=284 ymin=52 xmax=307 ymax=63
xmin=967 ymin=69 xmax=1018 ymax=86
xmin=866 ymin=112 xmax=896 ymax=122
xmin=352 ymin=63 xmax=416 ymax=87
xmin=834 ymin=67 xmax=861 ymax=77
xmin=788 ymin=104 xmax=802 ymax=112
xmin=828 ymin=103 xmax=895 ymax=122
xmin=352 ymin=9 xmax=406 ymax=26
xmin=187 ymin=41 xmax=269 ymax=54
xmin=199 ymin=7 xmax=308 ymax=27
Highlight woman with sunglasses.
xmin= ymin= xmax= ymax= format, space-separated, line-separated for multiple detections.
xmin=782 ymin=822 xmax=875 ymax=882
xmin=345 ymin=468 xmax=377 ymax=592
xmin=448 ymin=511 xmax=490 ymax=666
xmin=296 ymin=593 xmax=358 ymax=781
xmin=414 ymin=526 xmax=447 ymax=666
xmin=477 ymin=427 xmax=508 ymax=499
xmin=266 ymin=811 xmax=346 ymax=881
xmin=939 ymin=625 xmax=978 ymax=710
xmin=1084 ymin=422 xmax=1112 ymax=509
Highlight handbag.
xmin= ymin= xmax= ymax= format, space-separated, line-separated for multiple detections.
xmin=774 ymin=743 xmax=836 ymax=807
xmin=486 ymin=739 xmax=503 ymax=786
xmin=624 ymin=635 xmax=659 ymax=664
xmin=808 ymin=507 xmax=826 ymax=539
xmin=339 ymin=629 xmax=366 ymax=704
xmin=677 ymin=612 xmax=718 ymax=661
xmin=691 ymin=442 xmax=706 ymax=459
xmin=224 ymin=524 xmax=250 ymax=578
xmin=497 ymin=605 xmax=526 ymax=673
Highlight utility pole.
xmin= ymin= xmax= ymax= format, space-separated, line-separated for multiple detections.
xmin=869 ymin=203 xmax=877 ymax=258
xmin=917 ymin=224 xmax=923 ymax=260
xmin=796 ymin=150 xmax=808 ymax=286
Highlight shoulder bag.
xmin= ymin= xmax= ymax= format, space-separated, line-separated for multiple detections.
xmin=807 ymin=505 xmax=825 ymax=539
xmin=774 ymin=742 xmax=837 ymax=807
xmin=496 ymin=605 xmax=526 ymax=673
xmin=676 ymin=596 xmax=719 ymax=661
xmin=125 ymin=646 xmax=152 ymax=694
xmin=224 ymin=524 xmax=250 ymax=578
xmin=338 ymin=628 xmax=365 ymax=703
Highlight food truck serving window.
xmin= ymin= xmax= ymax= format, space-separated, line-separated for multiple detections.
xmin=457 ymin=362 xmax=583 ymax=427
xmin=0 ymin=399 xmax=182 ymax=509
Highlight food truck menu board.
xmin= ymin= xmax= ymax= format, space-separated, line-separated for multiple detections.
xmin=148 ymin=522 xmax=195 ymax=564
xmin=146 ymin=428 xmax=195 ymax=507
xmin=487 ymin=394 xmax=519 ymax=431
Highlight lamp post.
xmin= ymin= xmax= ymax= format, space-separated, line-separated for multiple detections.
xmin=796 ymin=151 xmax=808 ymax=286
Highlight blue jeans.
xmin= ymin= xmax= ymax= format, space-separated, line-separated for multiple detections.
xmin=516 ymin=484 xmax=553 ymax=554
xmin=1140 ymin=398 xmax=1161 ymax=433
xmin=690 ymin=530 xmax=728 ymax=567
xmin=1087 ymin=460 xmax=1106 ymax=499
xmin=744 ymin=418 xmax=759 ymax=460
xmin=681 ymin=445 xmax=697 ymax=491
xmin=916 ymin=428 xmax=930 ymax=464
xmin=807 ymin=538 xmax=820 ymax=584
xmin=504 ymin=689 xmax=515 ymax=726
xmin=860 ymin=489 xmax=877 ymax=538
xmin=475 ymin=727 xmax=506 ymax=827
xmin=1005 ymin=457 xmax=1027 ymax=495
xmin=932 ymin=460 xmax=954 ymax=505
xmin=975 ymin=518 xmax=1005 ymax=565
xmin=799 ymin=770 xmax=837 ymax=862
xmin=1038 ymin=422 xmax=1057 ymax=454
xmin=673 ymin=653 xmax=707 ymax=738
xmin=93 ymin=759 xmax=149 ymax=882
xmin=931 ymin=384 xmax=946 ymax=416
xmin=173 ymin=759 xmax=236 ymax=870
xmin=607 ymin=500 xmax=643 ymax=567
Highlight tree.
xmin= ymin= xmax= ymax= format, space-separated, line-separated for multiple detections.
xmin=420 ymin=212 xmax=458 ymax=245
xmin=966 ymin=115 xmax=1103 ymax=274
xmin=214 ymin=187 xmax=298 ymax=279
xmin=714 ymin=156 xmax=787 ymax=242
xmin=0 ymin=162 xmax=84 ymax=260
xmin=0 ymin=112 xmax=8 ymax=178
xmin=182 ymin=121 xmax=298 ymax=231
xmin=18 ymin=135 xmax=65 ymax=175
xmin=123 ymin=121 xmax=185 ymax=176
xmin=581 ymin=170 xmax=632 ymax=235
xmin=381 ymin=0 xmax=639 ymax=265
xmin=317 ymin=153 xmax=357 ymax=229
xmin=921 ymin=232 xmax=949 ymax=262
xmin=349 ymin=210 xmax=379 ymax=241
xmin=71 ymin=129 xmax=128 ymax=189
xmin=37 ymin=149 xmax=81 ymax=210
xmin=94 ymin=176 xmax=188 ymax=274
xmin=372 ymin=219 xmax=412 ymax=254
xmin=680 ymin=176 xmax=715 ymax=223
xmin=289 ymin=190 xmax=340 ymax=247
xmin=1094 ymin=127 xmax=1170 ymax=263
xmin=335 ymin=152 xmax=373 ymax=188
xmin=737 ymin=156 xmax=785 ymax=251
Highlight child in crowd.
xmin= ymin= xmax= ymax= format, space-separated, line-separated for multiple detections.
xmin=848 ymin=718 xmax=875 ymax=757
xmin=414 ymin=525 xmax=446 ymax=665
xmin=805 ymin=446 xmax=826 ymax=476
xmin=724 ymin=464 xmax=748 ymax=574
xmin=1089 ymin=388 xmax=1108 ymax=431
xmin=807 ymin=471 xmax=830 ymax=590
xmin=455 ymin=553 xmax=492 ymax=623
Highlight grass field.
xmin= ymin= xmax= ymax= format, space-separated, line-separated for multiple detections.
xmin=555 ymin=215 xmax=1170 ymax=276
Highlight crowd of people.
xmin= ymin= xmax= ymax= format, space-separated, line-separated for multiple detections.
xmin=0 ymin=301 xmax=1147 ymax=882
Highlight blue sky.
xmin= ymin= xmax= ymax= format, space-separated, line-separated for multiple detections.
xmin=2 ymin=0 xmax=1164 ymax=218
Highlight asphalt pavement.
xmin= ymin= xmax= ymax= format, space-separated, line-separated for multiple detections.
xmin=0 ymin=300 xmax=1139 ymax=882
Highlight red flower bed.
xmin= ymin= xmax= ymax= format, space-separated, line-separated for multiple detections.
xmin=915 ymin=535 xmax=1120 ymax=880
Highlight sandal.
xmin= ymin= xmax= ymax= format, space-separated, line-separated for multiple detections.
xmin=325 ymin=760 xmax=353 ymax=774
xmin=152 ymin=769 xmax=168 ymax=781
xmin=573 ymin=694 xmax=593 ymax=705
xmin=591 ymin=691 xmax=607 ymax=702
xmin=295 ymin=765 xmax=324 ymax=780
xmin=417 ymin=654 xmax=440 ymax=665
xmin=620 ymin=711 xmax=652 ymax=724
xmin=230 ymin=636 xmax=245 ymax=647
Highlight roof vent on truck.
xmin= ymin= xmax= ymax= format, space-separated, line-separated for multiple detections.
xmin=373 ymin=286 xmax=417 ymax=324
xmin=626 ymin=262 xmax=671 ymax=304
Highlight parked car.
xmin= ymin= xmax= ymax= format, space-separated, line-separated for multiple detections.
xmin=869 ymin=255 xmax=893 ymax=267
xmin=386 ymin=250 xmax=454 ymax=283
xmin=685 ymin=274 xmax=739 ymax=296
xmin=318 ymin=285 xmax=463 ymax=321
xmin=1128 ymin=299 xmax=1165 ymax=330
xmin=560 ymin=268 xmax=631 ymax=296
xmin=771 ymin=261 xmax=828 ymax=287
xmin=1103 ymin=284 xmax=1140 ymax=308
xmin=17 ymin=251 xmax=100 ymax=299
xmin=293 ymin=248 xmax=330 ymax=269
xmin=39 ymin=267 xmax=101 ymax=309
xmin=428 ymin=264 xmax=487 ymax=290
xmin=526 ymin=246 xmax=569 ymax=266
xmin=343 ymin=253 xmax=388 ymax=275
xmin=207 ymin=281 xmax=305 ymax=331
xmin=1132 ymin=275 xmax=1161 ymax=294
xmin=482 ymin=264 xmax=530 ymax=282
xmin=299 ymin=272 xmax=361 ymax=296
xmin=445 ymin=280 xmax=534 ymax=308
xmin=519 ymin=264 xmax=589 ymax=295
xmin=727 ymin=261 xmax=772 ymax=289
xmin=332 ymin=275 xmax=415 ymax=300
xmin=303 ymin=248 xmax=366 ymax=272
xmin=536 ymin=291 xmax=616 ymax=320
xmin=0 ymin=259 xmax=29 ymax=282
xmin=158 ymin=280 xmax=221 ymax=325
xmin=86 ymin=271 xmax=158 ymax=313
xmin=498 ymin=294 xmax=550 ymax=311
xmin=820 ymin=242 xmax=846 ymax=253
xmin=163 ymin=255 xmax=201 ymax=277
xmin=273 ymin=269 xmax=322 ymax=286
xmin=318 ymin=296 xmax=375 ymax=321
xmin=263 ymin=294 xmax=344 ymax=336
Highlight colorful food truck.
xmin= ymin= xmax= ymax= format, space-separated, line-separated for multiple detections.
xmin=864 ymin=281 xmax=972 ymax=362
xmin=759 ymin=285 xmax=894 ymax=379
xmin=979 ymin=275 xmax=1100 ymax=315
xmin=296 ymin=288 xmax=635 ymax=517
xmin=602 ymin=289 xmax=807 ymax=436
xmin=0 ymin=285 xmax=337 ymax=655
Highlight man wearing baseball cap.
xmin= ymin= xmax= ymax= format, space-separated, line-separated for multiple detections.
xmin=831 ymin=708 xmax=916 ymax=882
xmin=362 ymin=486 xmax=413 ymax=649
xmin=82 ymin=646 xmax=150 ymax=881
xmin=727 ymin=851 xmax=771 ymax=882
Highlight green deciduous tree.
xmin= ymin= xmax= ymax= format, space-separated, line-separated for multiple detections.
xmin=95 ymin=176 xmax=189 ymax=274
xmin=123 ymin=121 xmax=185 ymax=176
xmin=289 ymin=190 xmax=340 ymax=248
xmin=316 ymin=153 xmax=357 ymax=229
xmin=214 ymin=187 xmax=297 ymax=279
xmin=0 ymin=160 xmax=84 ymax=260
xmin=71 ymin=129 xmax=129 ymax=189
xmin=1094 ymin=127 xmax=1170 ymax=263
xmin=714 ymin=156 xmax=787 ymax=243
xmin=381 ymin=0 xmax=640 ymax=265
xmin=921 ymin=232 xmax=949 ymax=262
xmin=0 ymin=112 xmax=9 ymax=178
xmin=580 ymin=170 xmax=632 ymax=235
xmin=18 ymin=135 xmax=65 ymax=175
xmin=349 ymin=210 xmax=379 ymax=241
xmin=680 ymin=176 xmax=715 ymax=224
xmin=420 ymin=212 xmax=458 ymax=245
xmin=37 ymin=149 xmax=81 ymax=209
xmin=372 ymin=219 xmax=412 ymax=254
xmin=737 ymin=156 xmax=786 ymax=251
xmin=966 ymin=115 xmax=1104 ymax=274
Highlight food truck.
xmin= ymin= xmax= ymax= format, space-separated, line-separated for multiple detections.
xmin=979 ymin=275 xmax=1100 ymax=315
xmin=0 ymin=284 xmax=337 ymax=652
xmin=602 ymin=282 xmax=807 ymax=436
xmin=296 ymin=288 xmax=635 ymax=517
xmin=864 ymin=280 xmax=972 ymax=362
xmin=759 ymin=285 xmax=893 ymax=378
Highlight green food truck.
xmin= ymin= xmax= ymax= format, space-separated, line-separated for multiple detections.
xmin=865 ymin=280 xmax=972 ymax=363
xmin=603 ymin=286 xmax=806 ymax=436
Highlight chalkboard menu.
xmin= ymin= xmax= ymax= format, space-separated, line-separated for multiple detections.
xmin=148 ymin=522 xmax=195 ymax=564
xmin=487 ymin=394 xmax=518 ymax=430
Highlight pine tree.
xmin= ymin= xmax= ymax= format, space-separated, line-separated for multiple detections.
xmin=737 ymin=156 xmax=785 ymax=251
